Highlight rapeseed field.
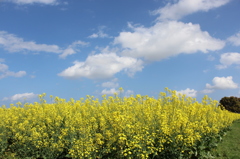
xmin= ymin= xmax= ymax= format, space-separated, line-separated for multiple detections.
xmin=0 ymin=88 xmax=239 ymax=158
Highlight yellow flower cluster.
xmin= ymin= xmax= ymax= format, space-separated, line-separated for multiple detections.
xmin=0 ymin=88 xmax=239 ymax=158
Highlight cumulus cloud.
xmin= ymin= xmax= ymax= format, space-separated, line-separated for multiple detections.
xmin=206 ymin=76 xmax=238 ymax=90
xmin=4 ymin=0 xmax=58 ymax=5
xmin=177 ymin=88 xmax=197 ymax=97
xmin=0 ymin=31 xmax=62 ymax=53
xmin=216 ymin=52 xmax=240 ymax=69
xmin=58 ymin=53 xmax=144 ymax=80
xmin=59 ymin=41 xmax=89 ymax=59
xmin=2 ymin=92 xmax=38 ymax=102
xmin=114 ymin=21 xmax=225 ymax=61
xmin=0 ymin=62 xmax=26 ymax=79
xmin=152 ymin=0 xmax=230 ymax=21
xmin=227 ymin=32 xmax=240 ymax=46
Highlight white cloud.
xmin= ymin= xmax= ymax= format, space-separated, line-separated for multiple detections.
xmin=60 ymin=48 xmax=75 ymax=59
xmin=114 ymin=21 xmax=225 ymax=61
xmin=227 ymin=32 xmax=240 ymax=46
xmin=89 ymin=33 xmax=99 ymax=38
xmin=0 ymin=31 xmax=62 ymax=53
xmin=101 ymin=88 xmax=134 ymax=97
xmin=88 ymin=26 xmax=112 ymax=39
xmin=95 ymin=46 xmax=119 ymax=55
xmin=101 ymin=88 xmax=119 ymax=95
xmin=88 ymin=31 xmax=109 ymax=38
xmin=0 ymin=71 xmax=26 ymax=79
xmin=58 ymin=53 xmax=144 ymax=80
xmin=0 ymin=62 xmax=26 ymax=79
xmin=207 ymin=55 xmax=215 ymax=61
xmin=5 ymin=0 xmax=58 ymax=5
xmin=0 ymin=63 xmax=8 ymax=72
xmin=216 ymin=52 xmax=240 ymax=69
xmin=125 ymin=90 xmax=134 ymax=97
xmin=59 ymin=40 xmax=89 ymax=59
xmin=0 ymin=31 xmax=88 ymax=59
xmin=3 ymin=71 xmax=26 ymax=78
xmin=2 ymin=92 xmax=37 ymax=102
xmin=215 ymin=65 xmax=226 ymax=70
xmin=177 ymin=88 xmax=197 ymax=97
xmin=206 ymin=76 xmax=238 ymax=90
xmin=101 ymin=78 xmax=119 ymax=88
xmin=152 ymin=0 xmax=230 ymax=21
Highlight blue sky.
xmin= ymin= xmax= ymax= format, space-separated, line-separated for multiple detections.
xmin=0 ymin=0 xmax=240 ymax=106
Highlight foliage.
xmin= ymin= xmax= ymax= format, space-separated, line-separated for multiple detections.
xmin=219 ymin=96 xmax=240 ymax=113
xmin=0 ymin=88 xmax=240 ymax=159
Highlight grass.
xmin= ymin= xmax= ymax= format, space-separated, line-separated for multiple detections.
xmin=213 ymin=119 xmax=240 ymax=159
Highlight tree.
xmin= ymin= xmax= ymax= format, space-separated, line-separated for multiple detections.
xmin=219 ymin=96 xmax=240 ymax=113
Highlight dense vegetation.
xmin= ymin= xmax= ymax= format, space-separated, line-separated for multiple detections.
xmin=0 ymin=88 xmax=240 ymax=158
xmin=219 ymin=96 xmax=240 ymax=113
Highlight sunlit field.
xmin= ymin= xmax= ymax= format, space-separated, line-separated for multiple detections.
xmin=1 ymin=88 xmax=240 ymax=159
